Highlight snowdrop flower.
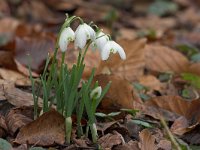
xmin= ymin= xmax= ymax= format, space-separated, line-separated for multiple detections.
xmin=101 ymin=41 xmax=126 ymax=60
xmin=59 ymin=27 xmax=75 ymax=52
xmin=75 ymin=23 xmax=95 ymax=49
xmin=92 ymin=31 xmax=109 ymax=51
xmin=90 ymin=86 xmax=102 ymax=99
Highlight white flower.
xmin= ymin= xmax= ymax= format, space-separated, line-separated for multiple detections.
xmin=59 ymin=27 xmax=75 ymax=52
xmin=75 ymin=23 xmax=95 ymax=49
xmin=101 ymin=41 xmax=126 ymax=60
xmin=92 ymin=31 xmax=109 ymax=51
xmin=90 ymin=86 xmax=102 ymax=99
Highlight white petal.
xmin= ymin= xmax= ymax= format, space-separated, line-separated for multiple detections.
xmin=59 ymin=27 xmax=74 ymax=52
xmin=112 ymin=41 xmax=126 ymax=60
xmin=95 ymin=32 xmax=109 ymax=51
xmin=101 ymin=42 xmax=112 ymax=60
xmin=84 ymin=23 xmax=96 ymax=40
xmin=75 ymin=24 xmax=87 ymax=49
xmin=90 ymin=86 xmax=102 ymax=99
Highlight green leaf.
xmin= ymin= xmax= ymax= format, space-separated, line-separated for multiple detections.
xmin=148 ymin=0 xmax=178 ymax=16
xmin=181 ymin=73 xmax=200 ymax=89
xmin=0 ymin=138 xmax=12 ymax=150
xmin=107 ymin=112 xmax=121 ymax=117
xmin=120 ymin=108 xmax=139 ymax=117
xmin=158 ymin=72 xmax=173 ymax=82
xmin=95 ymin=112 xmax=107 ymax=118
xmin=191 ymin=53 xmax=200 ymax=62
xmin=176 ymin=44 xmax=199 ymax=58
xmin=131 ymin=119 xmax=153 ymax=128
xmin=133 ymin=82 xmax=148 ymax=91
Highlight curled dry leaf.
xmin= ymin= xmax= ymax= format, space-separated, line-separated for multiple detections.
xmin=145 ymin=44 xmax=190 ymax=73
xmin=145 ymin=96 xmax=200 ymax=135
xmin=98 ymin=132 xmax=123 ymax=149
xmin=0 ymin=115 xmax=7 ymax=138
xmin=3 ymin=83 xmax=43 ymax=107
xmin=189 ymin=63 xmax=200 ymax=76
xmin=113 ymin=140 xmax=140 ymax=150
xmin=138 ymin=129 xmax=157 ymax=150
xmin=94 ymin=74 xmax=142 ymax=111
xmin=97 ymin=39 xmax=146 ymax=82
xmin=15 ymin=109 xmax=65 ymax=146
xmin=5 ymin=106 xmax=34 ymax=135
xmin=0 ymin=68 xmax=31 ymax=86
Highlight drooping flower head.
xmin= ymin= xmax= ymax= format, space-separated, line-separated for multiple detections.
xmin=101 ymin=41 xmax=126 ymax=60
xmin=92 ymin=31 xmax=109 ymax=52
xmin=75 ymin=23 xmax=95 ymax=49
xmin=90 ymin=86 xmax=102 ymax=99
xmin=59 ymin=27 xmax=75 ymax=52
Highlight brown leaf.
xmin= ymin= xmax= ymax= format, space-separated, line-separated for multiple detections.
xmin=138 ymin=129 xmax=158 ymax=150
xmin=0 ymin=115 xmax=7 ymax=138
xmin=94 ymin=74 xmax=142 ymax=111
xmin=0 ymin=68 xmax=30 ymax=86
xmin=189 ymin=63 xmax=200 ymax=76
xmin=5 ymin=106 xmax=33 ymax=135
xmin=0 ymin=51 xmax=17 ymax=70
xmin=3 ymin=83 xmax=43 ymax=107
xmin=98 ymin=132 xmax=123 ymax=149
xmin=170 ymin=116 xmax=198 ymax=135
xmin=157 ymin=139 xmax=171 ymax=150
xmin=113 ymin=140 xmax=140 ymax=150
xmin=15 ymin=109 xmax=65 ymax=146
xmin=97 ymin=39 xmax=146 ymax=82
xmin=145 ymin=44 xmax=190 ymax=73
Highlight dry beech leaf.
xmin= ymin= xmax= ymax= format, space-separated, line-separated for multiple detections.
xmin=0 ymin=115 xmax=7 ymax=138
xmin=145 ymin=44 xmax=190 ymax=73
xmin=94 ymin=74 xmax=142 ymax=111
xmin=189 ymin=63 xmax=200 ymax=76
xmin=5 ymin=107 xmax=34 ymax=135
xmin=130 ymin=15 xmax=176 ymax=31
xmin=97 ymin=39 xmax=146 ymax=82
xmin=98 ymin=132 xmax=122 ymax=149
xmin=15 ymin=109 xmax=65 ymax=146
xmin=3 ymin=84 xmax=43 ymax=107
xmin=0 ymin=51 xmax=17 ymax=70
xmin=138 ymin=129 xmax=157 ymax=150
xmin=170 ymin=116 xmax=198 ymax=135
xmin=138 ymin=75 xmax=163 ymax=91
xmin=113 ymin=140 xmax=140 ymax=150
xmin=145 ymin=96 xmax=200 ymax=123
xmin=0 ymin=68 xmax=31 ymax=86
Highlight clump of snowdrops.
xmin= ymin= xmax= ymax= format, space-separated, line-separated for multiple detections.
xmin=30 ymin=14 xmax=126 ymax=143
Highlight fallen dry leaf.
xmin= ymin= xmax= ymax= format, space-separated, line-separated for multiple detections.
xmin=189 ymin=63 xmax=200 ymax=76
xmin=98 ymin=132 xmax=123 ymax=149
xmin=0 ymin=115 xmax=7 ymax=138
xmin=15 ymin=109 xmax=65 ymax=146
xmin=145 ymin=44 xmax=190 ymax=73
xmin=0 ymin=68 xmax=30 ymax=86
xmin=5 ymin=106 xmax=33 ymax=135
xmin=170 ymin=116 xmax=198 ymax=135
xmin=113 ymin=140 xmax=140 ymax=150
xmin=138 ymin=129 xmax=157 ymax=150
xmin=97 ymin=38 xmax=146 ymax=82
xmin=3 ymin=83 xmax=43 ymax=107
xmin=94 ymin=74 xmax=142 ymax=111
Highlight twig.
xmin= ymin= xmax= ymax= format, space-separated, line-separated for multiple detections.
xmin=159 ymin=115 xmax=182 ymax=150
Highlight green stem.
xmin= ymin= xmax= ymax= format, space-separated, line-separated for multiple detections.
xmin=90 ymin=123 xmax=98 ymax=143
xmin=65 ymin=117 xmax=72 ymax=144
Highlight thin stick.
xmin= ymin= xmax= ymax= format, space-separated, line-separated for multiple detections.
xmin=159 ymin=115 xmax=182 ymax=150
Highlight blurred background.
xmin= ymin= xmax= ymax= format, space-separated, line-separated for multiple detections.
xmin=0 ymin=0 xmax=200 ymax=76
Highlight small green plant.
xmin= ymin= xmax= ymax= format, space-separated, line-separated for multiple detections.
xmin=29 ymin=14 xmax=126 ymax=143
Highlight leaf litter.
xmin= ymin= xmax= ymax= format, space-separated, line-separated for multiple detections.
xmin=0 ymin=0 xmax=200 ymax=149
